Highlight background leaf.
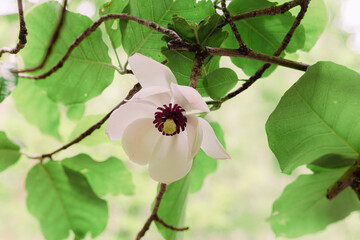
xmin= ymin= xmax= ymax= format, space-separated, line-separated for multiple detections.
xmin=21 ymin=1 xmax=115 ymax=105
xmin=66 ymin=103 xmax=85 ymax=121
xmin=26 ymin=161 xmax=108 ymax=240
xmin=62 ymin=154 xmax=134 ymax=197
xmin=99 ymin=0 xmax=129 ymax=48
xmin=12 ymin=79 xmax=62 ymax=140
xmin=190 ymin=121 xmax=226 ymax=193
xmin=0 ymin=64 xmax=17 ymax=103
xmin=0 ymin=131 xmax=21 ymax=173
xmin=120 ymin=0 xmax=214 ymax=61
xmin=266 ymin=62 xmax=360 ymax=174
xmin=203 ymin=68 xmax=238 ymax=100
xmin=223 ymin=0 xmax=305 ymax=77
xmin=269 ymin=167 xmax=360 ymax=238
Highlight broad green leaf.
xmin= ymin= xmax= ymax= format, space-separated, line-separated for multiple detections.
xmin=62 ymin=154 xmax=134 ymax=196
xmin=269 ymin=167 xmax=360 ymax=238
xmin=0 ymin=64 xmax=17 ymax=103
xmin=22 ymin=2 xmax=114 ymax=105
xmin=120 ymin=0 xmax=214 ymax=61
xmin=155 ymin=171 xmax=193 ymax=240
xmin=161 ymin=51 xmax=221 ymax=96
xmin=68 ymin=114 xmax=110 ymax=146
xmin=66 ymin=103 xmax=85 ymax=121
xmin=26 ymin=161 xmax=108 ymax=240
xmin=203 ymin=68 xmax=238 ymax=100
xmin=190 ymin=121 xmax=226 ymax=193
xmin=12 ymin=79 xmax=61 ymax=140
xmin=0 ymin=131 xmax=21 ymax=172
xmin=266 ymin=62 xmax=360 ymax=174
xmin=99 ymin=0 xmax=129 ymax=48
xmin=223 ymin=0 xmax=305 ymax=77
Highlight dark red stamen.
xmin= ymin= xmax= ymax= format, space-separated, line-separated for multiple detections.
xmin=153 ymin=103 xmax=187 ymax=136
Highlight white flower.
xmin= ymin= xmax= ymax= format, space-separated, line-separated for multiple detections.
xmin=105 ymin=53 xmax=230 ymax=184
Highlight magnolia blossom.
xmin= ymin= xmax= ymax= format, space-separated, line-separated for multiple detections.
xmin=105 ymin=53 xmax=230 ymax=184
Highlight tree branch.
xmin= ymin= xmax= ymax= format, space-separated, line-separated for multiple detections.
xmin=327 ymin=156 xmax=360 ymax=200
xmin=15 ymin=0 xmax=68 ymax=73
xmin=0 ymin=0 xmax=27 ymax=58
xmin=231 ymin=0 xmax=304 ymax=21
xmin=168 ymin=43 xmax=309 ymax=72
xmin=221 ymin=0 xmax=248 ymax=51
xmin=207 ymin=0 xmax=310 ymax=106
xmin=36 ymin=83 xmax=141 ymax=160
xmin=14 ymin=13 xmax=181 ymax=79
xmin=189 ymin=51 xmax=207 ymax=89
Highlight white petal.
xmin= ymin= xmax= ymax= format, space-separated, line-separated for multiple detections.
xmin=122 ymin=118 xmax=161 ymax=165
xmin=128 ymin=53 xmax=177 ymax=89
xmin=105 ymin=101 xmax=156 ymax=140
xmin=132 ymin=86 xmax=172 ymax=107
xmin=171 ymin=83 xmax=210 ymax=112
xmin=186 ymin=115 xmax=203 ymax=160
xmin=148 ymin=132 xmax=192 ymax=184
xmin=198 ymin=118 xmax=230 ymax=159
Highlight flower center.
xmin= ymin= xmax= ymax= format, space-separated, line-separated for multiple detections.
xmin=153 ymin=103 xmax=187 ymax=136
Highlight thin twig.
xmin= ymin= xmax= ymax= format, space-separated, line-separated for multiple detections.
xmin=232 ymin=0 xmax=303 ymax=21
xmin=38 ymin=83 xmax=141 ymax=160
xmin=208 ymin=0 xmax=310 ymax=105
xmin=221 ymin=0 xmax=248 ymax=51
xmin=15 ymin=0 xmax=68 ymax=73
xmin=136 ymin=184 xmax=167 ymax=240
xmin=135 ymin=184 xmax=188 ymax=240
xmin=0 ymin=0 xmax=27 ymax=57
xmin=154 ymin=215 xmax=189 ymax=231
xmin=14 ymin=13 xmax=181 ymax=79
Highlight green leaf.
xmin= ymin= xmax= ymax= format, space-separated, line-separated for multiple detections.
xmin=203 ymin=68 xmax=238 ymax=100
xmin=99 ymin=0 xmax=129 ymax=48
xmin=26 ymin=161 xmax=108 ymax=240
xmin=223 ymin=0 xmax=305 ymax=76
xmin=68 ymin=114 xmax=109 ymax=146
xmin=0 ymin=64 xmax=17 ymax=103
xmin=309 ymin=154 xmax=356 ymax=172
xmin=21 ymin=2 xmax=115 ymax=105
xmin=269 ymin=167 xmax=360 ymax=238
xmin=169 ymin=15 xmax=197 ymax=43
xmin=0 ymin=131 xmax=21 ymax=172
xmin=190 ymin=121 xmax=226 ymax=193
xmin=161 ymin=50 xmax=221 ymax=96
xmin=266 ymin=62 xmax=360 ymax=174
xmin=120 ymin=0 xmax=214 ymax=61
xmin=62 ymin=154 xmax=134 ymax=197
xmin=12 ymin=79 xmax=62 ymax=140
xmin=66 ymin=103 xmax=85 ymax=121
xmin=155 ymin=172 xmax=193 ymax=240
xmin=197 ymin=13 xmax=225 ymax=45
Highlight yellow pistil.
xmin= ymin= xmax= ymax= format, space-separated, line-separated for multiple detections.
xmin=163 ymin=119 xmax=177 ymax=135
